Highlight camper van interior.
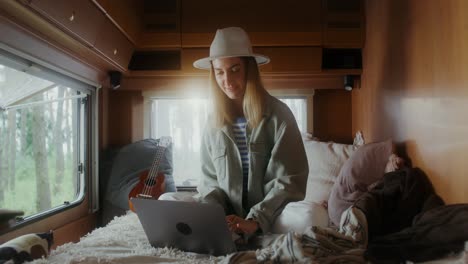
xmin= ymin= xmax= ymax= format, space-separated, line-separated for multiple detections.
xmin=0 ymin=0 xmax=467 ymax=263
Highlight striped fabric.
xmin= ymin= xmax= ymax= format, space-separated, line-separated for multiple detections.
xmin=232 ymin=117 xmax=249 ymax=210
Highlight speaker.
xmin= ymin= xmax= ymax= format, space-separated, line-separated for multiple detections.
xmin=344 ymin=75 xmax=354 ymax=91
xmin=109 ymin=71 xmax=122 ymax=90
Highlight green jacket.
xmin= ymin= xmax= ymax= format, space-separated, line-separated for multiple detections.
xmin=197 ymin=95 xmax=308 ymax=233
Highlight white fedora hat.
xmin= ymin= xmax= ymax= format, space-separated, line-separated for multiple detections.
xmin=193 ymin=27 xmax=270 ymax=70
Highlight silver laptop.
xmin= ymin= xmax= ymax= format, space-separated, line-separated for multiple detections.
xmin=131 ymin=198 xmax=237 ymax=256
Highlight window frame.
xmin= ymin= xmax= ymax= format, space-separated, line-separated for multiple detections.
xmin=0 ymin=48 xmax=99 ymax=234
xmin=269 ymin=89 xmax=315 ymax=134
xmin=143 ymin=89 xmax=208 ymax=189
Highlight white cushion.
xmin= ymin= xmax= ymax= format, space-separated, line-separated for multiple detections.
xmin=304 ymin=140 xmax=356 ymax=203
xmin=272 ymin=200 xmax=328 ymax=234
xmin=158 ymin=192 xmax=197 ymax=202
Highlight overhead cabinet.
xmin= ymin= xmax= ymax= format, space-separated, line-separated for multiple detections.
xmin=94 ymin=18 xmax=134 ymax=70
xmin=30 ymin=0 xmax=105 ymax=47
xmin=29 ymin=0 xmax=134 ymax=70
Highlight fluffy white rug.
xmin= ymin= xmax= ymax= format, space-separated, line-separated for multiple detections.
xmin=29 ymin=212 xmax=223 ymax=264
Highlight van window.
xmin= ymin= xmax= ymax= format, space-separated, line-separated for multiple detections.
xmin=0 ymin=61 xmax=87 ymax=222
xmin=149 ymin=97 xmax=307 ymax=187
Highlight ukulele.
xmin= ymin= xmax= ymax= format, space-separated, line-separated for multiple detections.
xmin=128 ymin=137 xmax=171 ymax=212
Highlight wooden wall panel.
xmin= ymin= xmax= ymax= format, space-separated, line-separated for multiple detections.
xmin=107 ymin=90 xmax=144 ymax=146
xmin=180 ymin=0 xmax=322 ymax=47
xmin=93 ymin=0 xmax=143 ymax=44
xmin=322 ymin=0 xmax=364 ymax=48
xmin=51 ymin=213 xmax=97 ymax=249
xmin=99 ymin=83 xmax=110 ymax=149
xmin=256 ymin=47 xmax=322 ymax=73
xmin=353 ymin=0 xmax=468 ymax=204
xmin=314 ymin=89 xmax=352 ymax=144
xmin=0 ymin=200 xmax=92 ymax=244
xmin=0 ymin=6 xmax=106 ymax=83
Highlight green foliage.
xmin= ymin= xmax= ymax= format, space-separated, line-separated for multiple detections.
xmin=0 ymin=93 xmax=80 ymax=217
xmin=0 ymin=151 xmax=78 ymax=217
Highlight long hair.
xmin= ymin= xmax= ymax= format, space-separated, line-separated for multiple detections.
xmin=209 ymin=57 xmax=267 ymax=128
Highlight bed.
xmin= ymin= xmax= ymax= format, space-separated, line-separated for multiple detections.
xmin=27 ymin=206 xmax=366 ymax=264
xmin=28 ymin=204 xmax=467 ymax=264
xmin=16 ymin=136 xmax=468 ymax=263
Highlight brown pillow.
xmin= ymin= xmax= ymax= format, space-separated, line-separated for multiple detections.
xmin=328 ymin=140 xmax=393 ymax=226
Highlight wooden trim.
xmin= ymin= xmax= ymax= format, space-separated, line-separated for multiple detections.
xmin=119 ymin=74 xmax=345 ymax=91
xmin=51 ymin=213 xmax=97 ymax=249
xmin=181 ymin=32 xmax=322 ymax=48
xmin=138 ymin=32 xmax=181 ymax=49
xmin=0 ymin=199 xmax=91 ymax=244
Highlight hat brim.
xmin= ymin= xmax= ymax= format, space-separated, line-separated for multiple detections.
xmin=193 ymin=54 xmax=270 ymax=70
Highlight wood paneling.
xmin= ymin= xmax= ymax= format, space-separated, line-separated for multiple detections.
xmin=31 ymin=0 xmax=106 ymax=47
xmin=138 ymin=32 xmax=181 ymax=49
xmin=0 ymin=199 xmax=92 ymax=244
xmin=180 ymin=0 xmax=322 ymax=47
xmin=256 ymin=47 xmax=322 ymax=73
xmin=322 ymin=0 xmax=364 ymax=48
xmin=94 ymin=17 xmax=135 ymax=70
xmin=99 ymin=84 xmax=110 ymax=149
xmin=107 ymin=90 xmax=144 ymax=146
xmin=119 ymin=75 xmax=345 ymax=91
xmin=0 ymin=0 xmax=127 ymax=75
xmin=353 ymin=0 xmax=468 ymax=204
xmin=314 ymin=89 xmax=352 ymax=144
xmin=179 ymin=47 xmax=323 ymax=75
xmin=0 ymin=4 xmax=106 ymax=83
xmin=51 ymin=213 xmax=97 ymax=249
xmin=93 ymin=0 xmax=143 ymax=44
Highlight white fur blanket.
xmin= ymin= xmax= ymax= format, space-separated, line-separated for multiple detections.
xmin=28 ymin=207 xmax=369 ymax=264
xmin=29 ymin=212 xmax=222 ymax=264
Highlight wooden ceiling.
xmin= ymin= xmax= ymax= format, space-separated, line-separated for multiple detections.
xmin=93 ymin=0 xmax=364 ymax=49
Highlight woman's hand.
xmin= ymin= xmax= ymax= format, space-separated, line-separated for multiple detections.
xmin=225 ymin=215 xmax=259 ymax=235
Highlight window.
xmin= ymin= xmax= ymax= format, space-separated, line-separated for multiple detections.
xmin=149 ymin=99 xmax=208 ymax=187
xmin=278 ymin=97 xmax=307 ymax=133
xmin=0 ymin=54 xmax=91 ymax=223
xmin=148 ymin=94 xmax=310 ymax=187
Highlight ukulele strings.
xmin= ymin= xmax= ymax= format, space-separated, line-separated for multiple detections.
xmin=142 ymin=148 xmax=162 ymax=196
xmin=142 ymin=142 xmax=166 ymax=196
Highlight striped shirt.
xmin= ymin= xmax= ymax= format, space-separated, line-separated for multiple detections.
xmin=232 ymin=117 xmax=249 ymax=210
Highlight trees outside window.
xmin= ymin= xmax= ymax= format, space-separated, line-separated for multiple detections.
xmin=0 ymin=63 xmax=86 ymax=218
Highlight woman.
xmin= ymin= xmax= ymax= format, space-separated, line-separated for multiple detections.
xmin=193 ymin=27 xmax=308 ymax=237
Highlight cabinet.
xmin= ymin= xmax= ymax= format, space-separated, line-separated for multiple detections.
xmin=322 ymin=0 xmax=364 ymax=48
xmin=30 ymin=0 xmax=134 ymax=70
xmin=180 ymin=0 xmax=322 ymax=47
xmin=94 ymin=18 xmax=134 ymax=70
xmin=31 ymin=0 xmax=105 ymax=47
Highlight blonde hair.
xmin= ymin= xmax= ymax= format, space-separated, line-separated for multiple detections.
xmin=209 ymin=57 xmax=267 ymax=128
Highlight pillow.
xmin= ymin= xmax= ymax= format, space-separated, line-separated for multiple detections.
xmin=0 ymin=231 xmax=53 ymax=264
xmin=303 ymin=140 xmax=356 ymax=203
xmin=105 ymin=138 xmax=176 ymax=212
xmin=328 ymin=140 xmax=393 ymax=226
xmin=272 ymin=200 xmax=328 ymax=234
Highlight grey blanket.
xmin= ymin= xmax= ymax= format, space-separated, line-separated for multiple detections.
xmin=354 ymin=167 xmax=468 ymax=262
xmin=222 ymin=207 xmax=368 ymax=264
